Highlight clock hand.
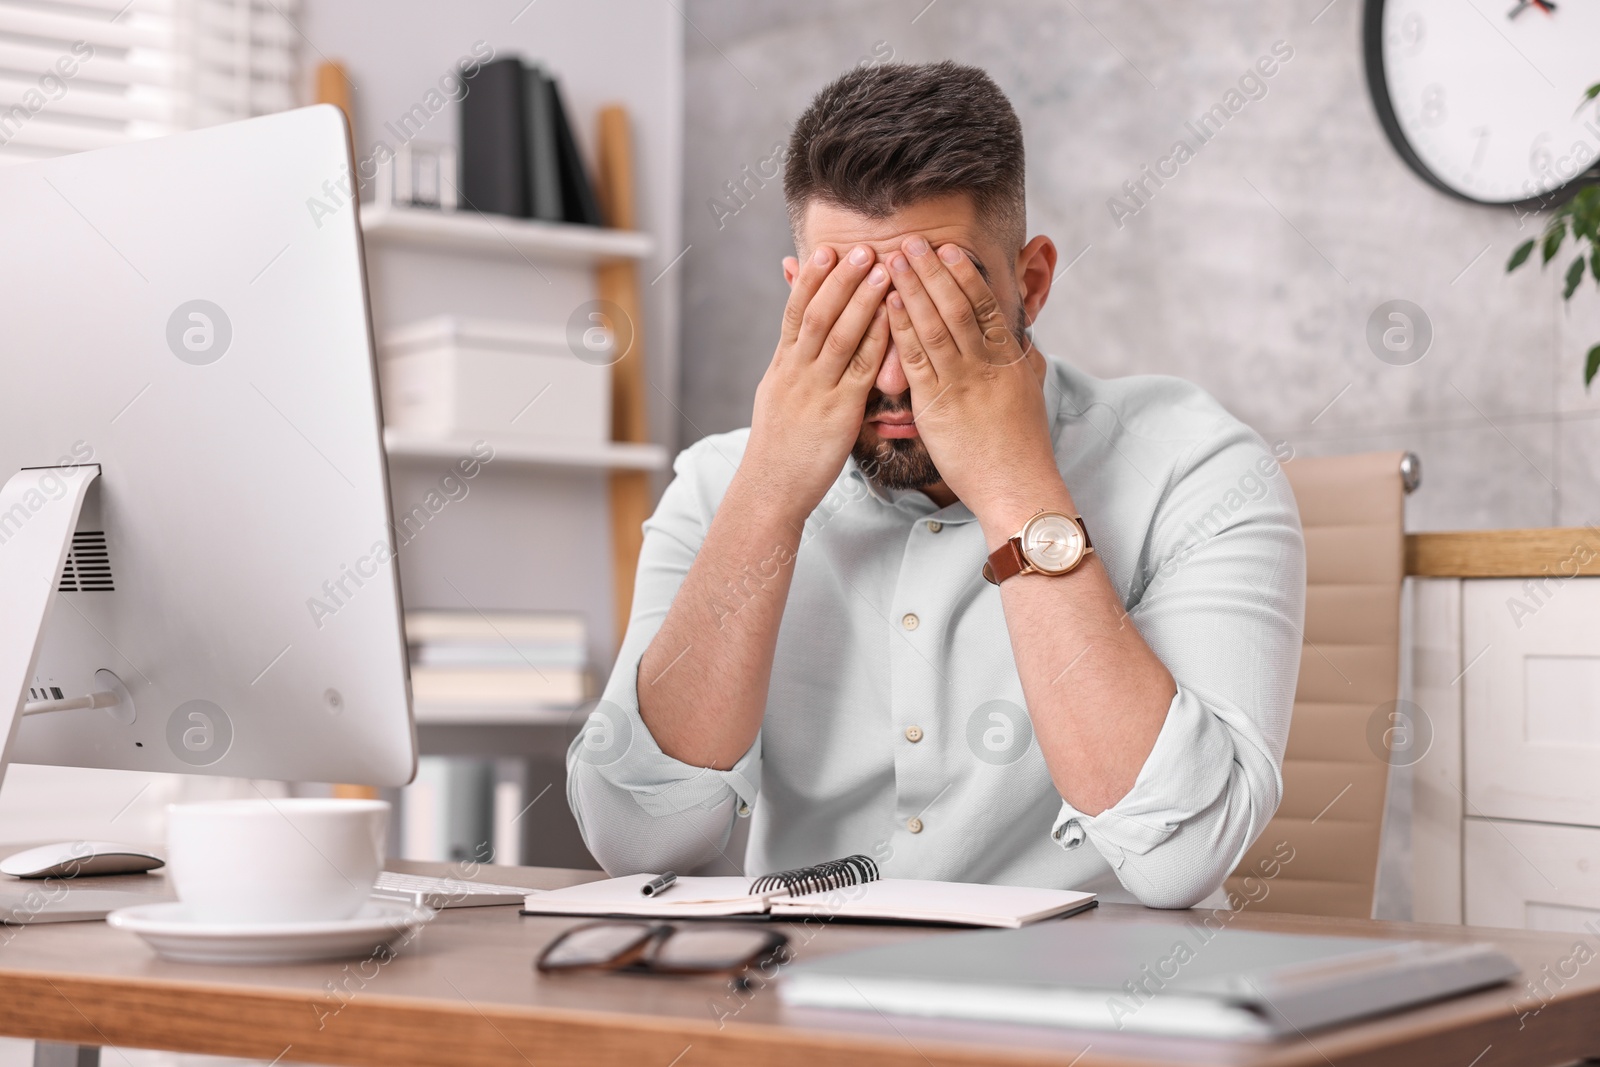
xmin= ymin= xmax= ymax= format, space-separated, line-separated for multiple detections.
xmin=1507 ymin=0 xmax=1556 ymax=18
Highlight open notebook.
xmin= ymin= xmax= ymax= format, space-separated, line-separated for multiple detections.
xmin=519 ymin=855 xmax=1097 ymax=928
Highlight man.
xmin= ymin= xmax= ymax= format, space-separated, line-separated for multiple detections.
xmin=567 ymin=61 xmax=1304 ymax=908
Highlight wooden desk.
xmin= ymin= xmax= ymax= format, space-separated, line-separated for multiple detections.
xmin=0 ymin=862 xmax=1594 ymax=1067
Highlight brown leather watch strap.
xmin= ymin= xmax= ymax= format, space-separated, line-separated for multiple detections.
xmin=981 ymin=539 xmax=1027 ymax=585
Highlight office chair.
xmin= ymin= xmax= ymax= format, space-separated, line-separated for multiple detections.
xmin=1225 ymin=451 xmax=1416 ymax=918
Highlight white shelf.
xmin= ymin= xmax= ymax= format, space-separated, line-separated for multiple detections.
xmin=384 ymin=430 xmax=670 ymax=473
xmin=360 ymin=205 xmax=655 ymax=265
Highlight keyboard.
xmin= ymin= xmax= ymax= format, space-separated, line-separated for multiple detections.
xmin=371 ymin=870 xmax=533 ymax=909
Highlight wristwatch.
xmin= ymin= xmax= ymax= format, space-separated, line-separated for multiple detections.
xmin=982 ymin=511 xmax=1094 ymax=585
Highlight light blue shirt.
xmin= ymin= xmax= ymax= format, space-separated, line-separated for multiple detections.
xmin=567 ymin=356 xmax=1305 ymax=908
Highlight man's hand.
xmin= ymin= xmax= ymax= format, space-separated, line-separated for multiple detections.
xmin=744 ymin=244 xmax=891 ymax=518
xmin=883 ymin=236 xmax=1066 ymax=537
xmin=633 ymin=245 xmax=887 ymax=771
xmin=885 ymin=235 xmax=1177 ymax=820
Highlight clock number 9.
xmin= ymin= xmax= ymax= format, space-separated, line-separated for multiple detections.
xmin=1419 ymin=84 xmax=1446 ymax=128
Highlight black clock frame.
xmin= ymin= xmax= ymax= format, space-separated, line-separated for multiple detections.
xmin=1361 ymin=0 xmax=1596 ymax=212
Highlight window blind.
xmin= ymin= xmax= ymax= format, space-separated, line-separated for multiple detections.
xmin=0 ymin=0 xmax=300 ymax=167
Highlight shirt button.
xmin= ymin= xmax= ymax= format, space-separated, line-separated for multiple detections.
xmin=1054 ymin=819 xmax=1085 ymax=850
xmin=927 ymin=520 xmax=943 ymax=533
xmin=906 ymin=817 xmax=923 ymax=834
xmin=904 ymin=725 xmax=923 ymax=743
xmin=901 ymin=613 xmax=919 ymax=630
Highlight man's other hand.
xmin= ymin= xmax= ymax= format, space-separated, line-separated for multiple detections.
xmin=884 ymin=235 xmax=1064 ymax=533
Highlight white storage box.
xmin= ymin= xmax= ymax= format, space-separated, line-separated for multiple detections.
xmin=377 ymin=316 xmax=611 ymax=443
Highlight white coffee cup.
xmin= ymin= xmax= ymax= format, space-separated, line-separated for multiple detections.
xmin=167 ymin=798 xmax=388 ymax=924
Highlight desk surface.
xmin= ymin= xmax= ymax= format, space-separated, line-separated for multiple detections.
xmin=0 ymin=861 xmax=1591 ymax=1067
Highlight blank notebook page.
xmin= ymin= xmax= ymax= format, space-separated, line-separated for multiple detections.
xmin=769 ymin=879 xmax=1097 ymax=928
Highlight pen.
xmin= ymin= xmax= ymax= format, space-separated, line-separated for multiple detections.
xmin=640 ymin=871 xmax=677 ymax=897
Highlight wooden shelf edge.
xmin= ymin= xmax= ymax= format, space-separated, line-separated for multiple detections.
xmin=360 ymin=205 xmax=655 ymax=264
xmin=383 ymin=430 xmax=669 ymax=473
xmin=1405 ymin=527 xmax=1600 ymax=578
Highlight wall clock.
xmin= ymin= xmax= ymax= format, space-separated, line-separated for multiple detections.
xmin=1363 ymin=0 xmax=1600 ymax=207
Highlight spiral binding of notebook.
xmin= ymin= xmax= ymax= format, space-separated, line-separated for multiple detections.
xmin=748 ymin=854 xmax=880 ymax=898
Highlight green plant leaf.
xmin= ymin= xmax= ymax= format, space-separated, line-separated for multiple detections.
xmin=1508 ymin=238 xmax=1536 ymax=272
xmin=1574 ymin=187 xmax=1600 ymax=242
xmin=1574 ymin=205 xmax=1598 ymax=245
xmin=1510 ymin=238 xmax=1536 ymax=273
xmin=1587 ymin=343 xmax=1600 ymax=389
xmin=1585 ymin=82 xmax=1600 ymax=105
xmin=1565 ymin=256 xmax=1587 ymax=299
xmin=1593 ymin=246 xmax=1600 ymax=288
xmin=1543 ymin=222 xmax=1567 ymax=264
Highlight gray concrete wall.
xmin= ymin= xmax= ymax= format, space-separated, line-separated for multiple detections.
xmin=679 ymin=0 xmax=1600 ymax=531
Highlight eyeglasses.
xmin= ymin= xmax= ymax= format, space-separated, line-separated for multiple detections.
xmin=536 ymin=921 xmax=791 ymax=979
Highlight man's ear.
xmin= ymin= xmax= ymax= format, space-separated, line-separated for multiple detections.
xmin=782 ymin=255 xmax=799 ymax=287
xmin=1015 ymin=235 xmax=1058 ymax=329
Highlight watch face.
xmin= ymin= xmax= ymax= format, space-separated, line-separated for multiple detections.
xmin=1021 ymin=513 xmax=1085 ymax=575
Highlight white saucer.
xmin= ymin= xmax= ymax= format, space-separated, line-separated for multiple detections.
xmin=106 ymin=898 xmax=435 ymax=964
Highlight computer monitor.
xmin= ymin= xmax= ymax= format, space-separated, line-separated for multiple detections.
xmin=0 ymin=106 xmax=415 ymax=789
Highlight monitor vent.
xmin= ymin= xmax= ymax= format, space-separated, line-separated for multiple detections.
xmin=58 ymin=532 xmax=114 ymax=592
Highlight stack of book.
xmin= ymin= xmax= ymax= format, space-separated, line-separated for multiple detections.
xmin=458 ymin=57 xmax=603 ymax=225
xmin=407 ymin=610 xmax=592 ymax=723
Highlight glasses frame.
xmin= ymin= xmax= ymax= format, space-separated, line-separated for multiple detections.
xmin=535 ymin=920 xmax=791 ymax=978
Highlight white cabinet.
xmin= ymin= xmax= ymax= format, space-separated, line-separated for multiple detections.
xmin=1464 ymin=580 xmax=1600 ymax=826
xmin=1464 ymin=818 xmax=1600 ymax=933
xmin=1413 ymin=574 xmax=1600 ymax=928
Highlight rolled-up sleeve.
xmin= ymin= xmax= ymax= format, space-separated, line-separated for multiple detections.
xmin=566 ymin=437 xmax=761 ymax=875
xmin=1050 ymin=426 xmax=1305 ymax=909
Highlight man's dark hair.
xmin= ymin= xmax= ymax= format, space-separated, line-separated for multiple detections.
xmin=783 ymin=61 xmax=1025 ymax=250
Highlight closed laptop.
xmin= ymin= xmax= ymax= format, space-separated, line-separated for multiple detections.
xmin=780 ymin=921 xmax=1519 ymax=1040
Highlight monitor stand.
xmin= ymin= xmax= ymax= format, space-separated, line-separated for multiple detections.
xmin=0 ymin=471 xmax=163 ymax=1067
xmin=0 ymin=464 xmax=109 ymax=791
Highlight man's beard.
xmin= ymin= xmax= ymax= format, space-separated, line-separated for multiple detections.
xmin=851 ymin=305 xmax=1032 ymax=492
xmin=852 ymin=426 xmax=942 ymax=492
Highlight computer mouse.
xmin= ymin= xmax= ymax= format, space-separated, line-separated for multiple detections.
xmin=0 ymin=841 xmax=165 ymax=879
